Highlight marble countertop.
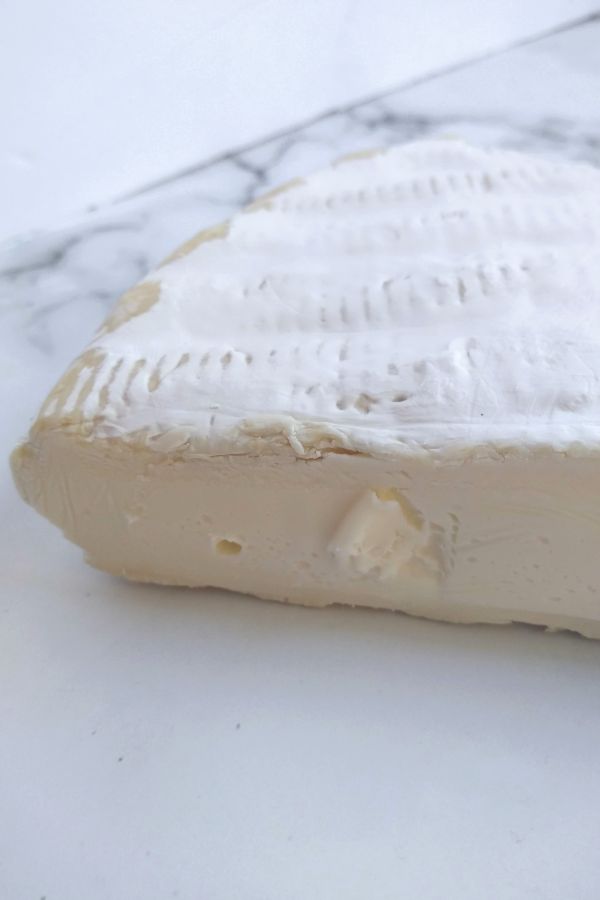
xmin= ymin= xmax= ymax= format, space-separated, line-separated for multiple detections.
xmin=3 ymin=17 xmax=600 ymax=900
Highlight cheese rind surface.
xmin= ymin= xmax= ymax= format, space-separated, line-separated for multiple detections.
xmin=12 ymin=141 xmax=600 ymax=636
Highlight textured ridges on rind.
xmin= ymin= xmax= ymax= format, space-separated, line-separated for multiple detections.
xmin=23 ymin=140 xmax=600 ymax=458
xmin=122 ymin=359 xmax=147 ymax=404
xmin=34 ymin=351 xmax=142 ymax=432
xmin=227 ymin=196 xmax=600 ymax=257
xmin=148 ymin=352 xmax=190 ymax=392
xmin=270 ymin=164 xmax=587 ymax=213
xmin=34 ymin=349 xmax=107 ymax=433
xmin=33 ymin=342 xmax=409 ymax=428
xmin=116 ymin=252 xmax=558 ymax=342
xmin=98 ymin=357 xmax=124 ymax=411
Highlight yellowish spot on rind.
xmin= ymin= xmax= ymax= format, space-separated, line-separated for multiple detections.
xmin=99 ymin=282 xmax=161 ymax=336
xmin=159 ymin=221 xmax=231 ymax=267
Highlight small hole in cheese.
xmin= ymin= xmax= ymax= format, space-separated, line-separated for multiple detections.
xmin=215 ymin=539 xmax=242 ymax=556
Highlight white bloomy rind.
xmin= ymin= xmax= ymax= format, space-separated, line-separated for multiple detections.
xmin=12 ymin=141 xmax=600 ymax=637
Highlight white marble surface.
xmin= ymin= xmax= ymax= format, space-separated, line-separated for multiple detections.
xmin=3 ymin=18 xmax=600 ymax=900
xmin=3 ymin=0 xmax=597 ymax=238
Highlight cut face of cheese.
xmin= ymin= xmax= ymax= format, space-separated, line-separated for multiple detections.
xmin=11 ymin=140 xmax=600 ymax=637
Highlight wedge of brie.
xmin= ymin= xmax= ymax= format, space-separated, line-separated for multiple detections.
xmin=12 ymin=140 xmax=600 ymax=636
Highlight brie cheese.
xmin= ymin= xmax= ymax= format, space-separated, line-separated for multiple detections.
xmin=12 ymin=140 xmax=600 ymax=636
